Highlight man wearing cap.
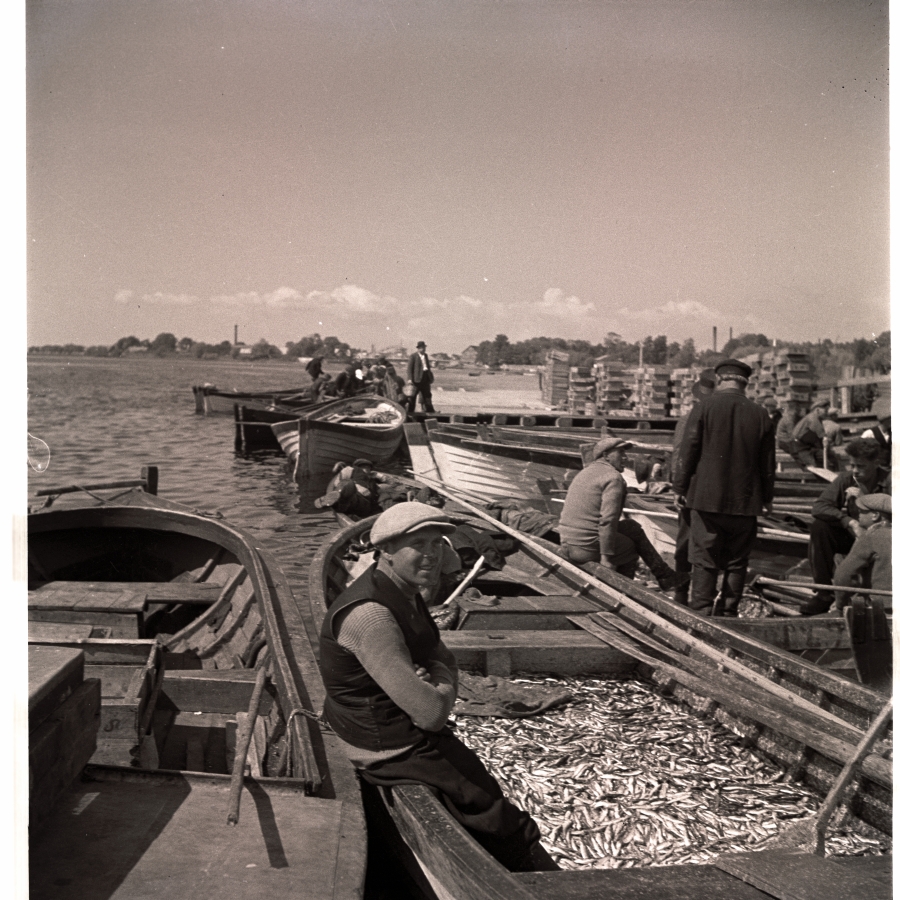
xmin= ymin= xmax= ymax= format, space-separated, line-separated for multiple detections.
xmin=672 ymin=358 xmax=776 ymax=616
xmin=831 ymin=493 xmax=892 ymax=612
xmin=789 ymin=399 xmax=832 ymax=469
xmin=318 ymin=502 xmax=556 ymax=871
xmin=668 ymin=368 xmax=716 ymax=604
xmin=558 ymin=437 xmax=689 ymax=591
xmin=806 ymin=437 xmax=891 ymax=614
xmin=407 ymin=340 xmax=436 ymax=413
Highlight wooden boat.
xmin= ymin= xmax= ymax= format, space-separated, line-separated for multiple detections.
xmin=28 ymin=481 xmax=366 ymax=900
xmin=234 ymin=402 xmax=308 ymax=453
xmin=406 ymin=422 xmax=812 ymax=580
xmin=192 ymin=383 xmax=319 ymax=416
xmin=308 ymin=495 xmax=891 ymax=900
xmin=271 ymin=395 xmax=407 ymax=481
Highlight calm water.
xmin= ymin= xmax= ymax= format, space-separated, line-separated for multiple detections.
xmin=27 ymin=356 xmax=344 ymax=587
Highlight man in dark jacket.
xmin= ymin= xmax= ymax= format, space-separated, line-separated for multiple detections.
xmin=805 ymin=437 xmax=891 ymax=614
xmin=407 ymin=340 xmax=436 ymax=413
xmin=672 ymin=358 xmax=776 ymax=615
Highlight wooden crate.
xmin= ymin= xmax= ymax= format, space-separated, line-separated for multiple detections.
xmin=29 ymin=637 xmax=163 ymax=767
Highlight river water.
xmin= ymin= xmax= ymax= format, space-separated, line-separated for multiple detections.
xmin=27 ymin=356 xmax=347 ymax=586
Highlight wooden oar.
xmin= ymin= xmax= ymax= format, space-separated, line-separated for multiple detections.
xmin=441 ymin=555 xmax=485 ymax=606
xmin=763 ymin=698 xmax=892 ymax=855
xmin=755 ymin=576 xmax=892 ymax=598
xmin=623 ymin=507 xmax=810 ymax=542
xmin=226 ymin=659 xmax=271 ymax=826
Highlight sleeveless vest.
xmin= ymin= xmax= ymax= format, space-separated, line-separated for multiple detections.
xmin=320 ymin=564 xmax=441 ymax=750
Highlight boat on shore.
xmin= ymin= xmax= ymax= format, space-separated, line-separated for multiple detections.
xmin=28 ymin=479 xmax=366 ymax=900
xmin=271 ymin=395 xmax=407 ymax=481
xmin=308 ymin=498 xmax=890 ymax=899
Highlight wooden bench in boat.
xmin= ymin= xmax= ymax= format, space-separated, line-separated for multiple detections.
xmin=28 ymin=581 xmax=222 ymax=638
xmin=442 ymin=629 xmax=635 ymax=677
xmin=456 ymin=595 xmax=599 ymax=630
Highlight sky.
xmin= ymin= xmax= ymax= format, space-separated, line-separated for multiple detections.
xmin=26 ymin=0 xmax=890 ymax=355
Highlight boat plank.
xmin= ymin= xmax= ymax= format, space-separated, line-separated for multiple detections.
xmin=715 ymin=851 xmax=891 ymax=900
xmin=31 ymin=581 xmax=222 ymax=604
xmin=30 ymin=772 xmax=347 ymax=900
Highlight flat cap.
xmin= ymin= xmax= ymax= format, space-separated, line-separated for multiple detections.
xmin=714 ymin=358 xmax=752 ymax=378
xmin=592 ymin=436 xmax=633 ymax=460
xmin=811 ymin=398 xmax=830 ymax=410
xmin=352 ymin=458 xmax=374 ymax=468
xmin=691 ymin=368 xmax=716 ymax=399
xmin=857 ymin=493 xmax=891 ymax=515
xmin=369 ymin=501 xmax=456 ymax=545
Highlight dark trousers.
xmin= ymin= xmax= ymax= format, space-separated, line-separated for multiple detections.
xmin=688 ymin=510 xmax=757 ymax=612
xmin=360 ymin=727 xmax=541 ymax=871
xmin=673 ymin=508 xmax=691 ymax=603
xmin=408 ymin=379 xmax=435 ymax=413
xmin=808 ymin=518 xmax=856 ymax=601
xmin=559 ymin=517 xmax=643 ymax=579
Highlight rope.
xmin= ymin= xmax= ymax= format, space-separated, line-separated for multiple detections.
xmin=285 ymin=706 xmax=332 ymax=732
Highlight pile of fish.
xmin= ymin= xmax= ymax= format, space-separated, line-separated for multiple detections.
xmin=452 ymin=675 xmax=890 ymax=869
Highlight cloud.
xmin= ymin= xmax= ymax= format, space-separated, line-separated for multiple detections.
xmin=618 ymin=299 xmax=717 ymax=321
xmin=114 ymin=289 xmax=134 ymax=304
xmin=143 ymin=292 xmax=198 ymax=305
xmin=539 ymin=288 xmax=596 ymax=314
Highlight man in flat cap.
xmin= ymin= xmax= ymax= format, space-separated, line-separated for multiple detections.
xmin=558 ymin=437 xmax=689 ymax=591
xmin=672 ymin=358 xmax=776 ymax=616
xmin=318 ymin=502 xmax=557 ymax=872
xmin=806 ymin=437 xmax=891 ymax=613
xmin=406 ymin=340 xmax=436 ymax=413
xmin=831 ymin=492 xmax=892 ymax=613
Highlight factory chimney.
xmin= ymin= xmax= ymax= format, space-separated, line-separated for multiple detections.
xmin=712 ymin=326 xmax=717 ymax=353
xmin=234 ymin=325 xmax=238 ymax=346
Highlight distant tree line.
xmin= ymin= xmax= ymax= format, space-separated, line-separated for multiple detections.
xmin=29 ymin=329 xmax=891 ymax=384
xmin=28 ymin=331 xmax=359 ymax=360
xmin=472 ymin=331 xmax=891 ymax=384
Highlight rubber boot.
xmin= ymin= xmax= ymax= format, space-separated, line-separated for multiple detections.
xmin=717 ymin=567 xmax=747 ymax=617
xmin=689 ymin=566 xmax=719 ymax=614
xmin=630 ymin=527 xmax=691 ymax=592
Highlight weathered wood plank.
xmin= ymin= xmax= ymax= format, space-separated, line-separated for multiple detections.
xmin=28 ymin=645 xmax=85 ymax=731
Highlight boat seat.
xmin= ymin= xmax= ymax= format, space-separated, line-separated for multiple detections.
xmin=28 ymin=581 xmax=221 ymax=639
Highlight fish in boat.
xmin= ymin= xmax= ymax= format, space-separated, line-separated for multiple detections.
xmin=27 ymin=479 xmax=366 ymax=900
xmin=307 ymin=486 xmax=891 ymax=900
xmin=271 ymin=395 xmax=408 ymax=481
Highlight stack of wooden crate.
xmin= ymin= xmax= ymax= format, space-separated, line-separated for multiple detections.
xmin=670 ymin=367 xmax=703 ymax=418
xmin=593 ymin=361 xmax=631 ymax=415
xmin=542 ymin=350 xmax=571 ymax=407
xmin=567 ymin=366 xmax=595 ymax=413
xmin=739 ymin=350 xmax=815 ymax=412
xmin=630 ymin=367 xmax=672 ymax=417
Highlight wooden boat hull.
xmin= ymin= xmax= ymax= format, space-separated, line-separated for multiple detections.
xmin=271 ymin=396 xmax=407 ymax=480
xmin=28 ymin=490 xmax=366 ymax=900
xmin=192 ymin=383 xmax=316 ymax=416
xmin=308 ymin=504 xmax=890 ymax=900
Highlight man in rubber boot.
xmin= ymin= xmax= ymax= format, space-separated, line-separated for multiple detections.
xmin=672 ymin=358 xmax=776 ymax=616
xmin=318 ymin=502 xmax=558 ymax=872
xmin=558 ymin=437 xmax=690 ymax=591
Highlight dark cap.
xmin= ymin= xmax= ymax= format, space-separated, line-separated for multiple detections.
xmin=714 ymin=358 xmax=753 ymax=379
xmin=691 ymin=368 xmax=716 ymax=399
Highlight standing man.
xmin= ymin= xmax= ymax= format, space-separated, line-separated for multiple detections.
xmin=319 ymin=502 xmax=557 ymax=871
xmin=407 ymin=340 xmax=436 ymax=413
xmin=558 ymin=437 xmax=689 ymax=591
xmin=305 ymin=353 xmax=324 ymax=381
xmin=672 ymin=358 xmax=776 ymax=616
xmin=668 ymin=368 xmax=716 ymax=605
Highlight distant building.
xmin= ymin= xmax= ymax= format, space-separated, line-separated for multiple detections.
xmin=460 ymin=345 xmax=479 ymax=365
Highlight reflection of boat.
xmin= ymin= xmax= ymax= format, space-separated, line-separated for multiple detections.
xmin=28 ymin=484 xmax=366 ymax=900
xmin=310 ymin=499 xmax=890 ymax=900
xmin=192 ymin=383 xmax=316 ymax=416
xmin=271 ymin=396 xmax=407 ymax=481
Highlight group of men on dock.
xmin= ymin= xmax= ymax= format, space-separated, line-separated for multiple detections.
xmin=559 ymin=358 xmax=891 ymax=617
